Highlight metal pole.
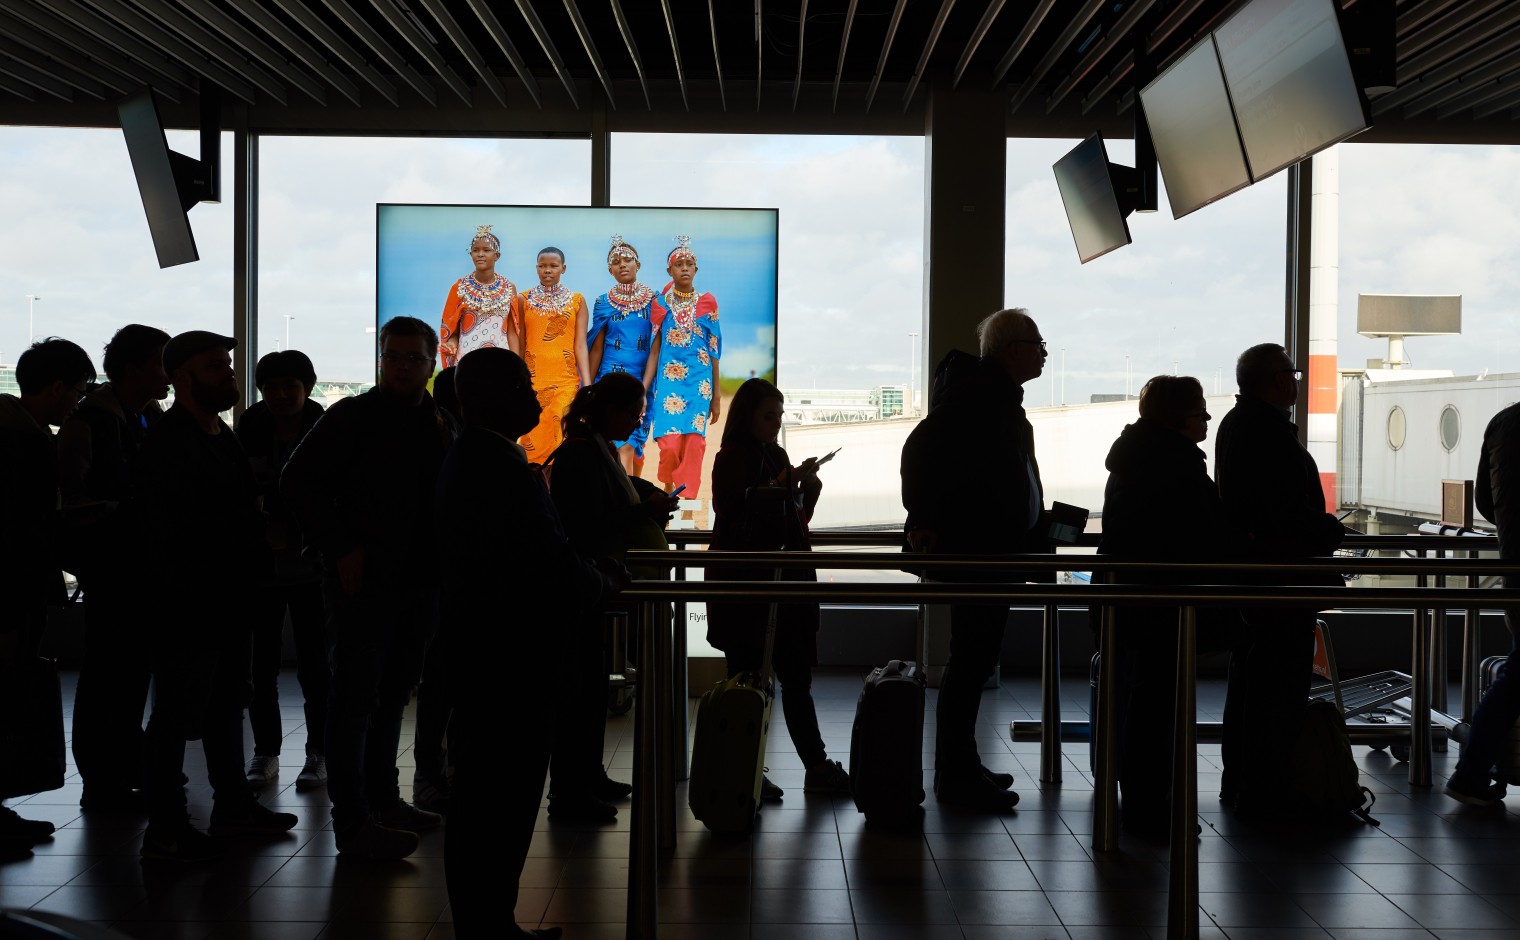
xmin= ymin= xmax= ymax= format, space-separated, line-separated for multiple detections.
xmin=1167 ymin=605 xmax=1199 ymax=940
xmin=1039 ymin=603 xmax=1062 ymax=785
xmin=626 ymin=600 xmax=660 ymax=939
xmin=672 ymin=548 xmax=690 ymax=780
xmin=1432 ymin=549 xmax=1448 ymax=724
xmin=1410 ymin=603 xmax=1433 ymax=787
xmin=657 ymin=601 xmax=677 ymax=851
xmin=1093 ymin=583 xmax=1121 ymax=852
xmin=1463 ymin=552 xmax=1482 ymax=723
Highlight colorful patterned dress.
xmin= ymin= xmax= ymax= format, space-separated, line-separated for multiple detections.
xmin=650 ymin=289 xmax=721 ymax=493
xmin=439 ymin=273 xmax=518 ymax=370
xmin=589 ymin=282 xmax=668 ymax=457
xmin=517 ymin=285 xmax=584 ymax=462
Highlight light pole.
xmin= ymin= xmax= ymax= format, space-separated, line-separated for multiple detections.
xmin=1124 ymin=355 xmax=1132 ymax=399
xmin=25 ymin=294 xmax=40 ymax=344
xmin=283 ymin=314 xmax=295 ymax=351
xmin=1060 ymin=347 xmax=1066 ymax=406
xmin=907 ymin=331 xmax=919 ymax=415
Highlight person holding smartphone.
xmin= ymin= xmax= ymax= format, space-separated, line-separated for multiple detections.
xmin=705 ymin=378 xmax=850 ymax=799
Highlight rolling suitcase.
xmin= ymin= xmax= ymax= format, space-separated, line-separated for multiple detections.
xmin=1478 ymin=654 xmax=1520 ymax=784
xmin=688 ymin=591 xmax=780 ymax=835
xmin=849 ymin=659 xmax=926 ymax=821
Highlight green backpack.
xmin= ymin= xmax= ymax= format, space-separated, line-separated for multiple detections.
xmin=1290 ymin=700 xmax=1380 ymax=825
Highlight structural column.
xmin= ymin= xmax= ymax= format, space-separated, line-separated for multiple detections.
xmin=233 ymin=106 xmax=259 ymax=413
xmin=922 ymin=86 xmax=1008 ymax=386
xmin=1308 ymin=147 xmax=1340 ymax=512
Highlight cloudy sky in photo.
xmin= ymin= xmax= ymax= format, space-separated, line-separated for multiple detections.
xmin=2 ymin=126 xmax=1516 ymax=407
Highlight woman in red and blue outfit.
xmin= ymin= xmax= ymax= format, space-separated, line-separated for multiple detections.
xmin=651 ymin=235 xmax=722 ymax=498
xmin=589 ymin=235 xmax=667 ymax=475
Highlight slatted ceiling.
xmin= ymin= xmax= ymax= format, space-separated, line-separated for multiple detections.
xmin=0 ymin=1 xmax=1513 ymax=132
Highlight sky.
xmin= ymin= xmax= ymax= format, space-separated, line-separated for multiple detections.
xmin=2 ymin=126 xmax=1517 ymax=406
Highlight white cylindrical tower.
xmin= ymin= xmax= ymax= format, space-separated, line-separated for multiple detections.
xmin=1308 ymin=146 xmax=1340 ymax=512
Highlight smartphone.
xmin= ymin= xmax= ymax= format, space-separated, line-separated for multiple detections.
xmin=815 ymin=447 xmax=842 ymax=467
xmin=670 ymin=484 xmax=688 ymax=497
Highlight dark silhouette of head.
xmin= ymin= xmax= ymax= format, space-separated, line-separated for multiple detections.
xmin=455 ymin=347 xmax=539 ymax=438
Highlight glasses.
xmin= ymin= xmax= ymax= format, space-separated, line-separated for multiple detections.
xmin=1281 ymin=368 xmax=1304 ymax=379
xmin=1011 ymin=339 xmax=1048 ymax=351
xmin=1186 ymin=410 xmax=1211 ymax=420
xmin=381 ymin=352 xmax=431 ymax=366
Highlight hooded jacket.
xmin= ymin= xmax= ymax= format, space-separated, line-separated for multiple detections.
xmin=1476 ymin=402 xmax=1520 ymax=560
xmin=1099 ymin=416 xmax=1229 ymax=564
xmin=0 ymin=394 xmax=67 ymax=619
xmin=237 ymin=397 xmax=325 ymax=582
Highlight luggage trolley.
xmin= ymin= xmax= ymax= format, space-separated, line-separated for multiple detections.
xmin=1307 ymin=620 xmax=1418 ymax=760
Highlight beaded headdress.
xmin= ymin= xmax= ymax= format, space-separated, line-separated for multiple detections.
xmin=607 ymin=234 xmax=639 ymax=264
xmin=470 ymin=224 xmax=501 ymax=253
xmin=667 ymin=234 xmax=696 ymax=264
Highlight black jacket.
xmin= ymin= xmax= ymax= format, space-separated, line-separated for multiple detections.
xmin=237 ymin=398 xmax=325 ymax=582
xmin=1477 ymin=402 xmax=1520 ymax=560
xmin=0 ymin=394 xmax=65 ymax=621
xmin=548 ymin=433 xmax=649 ymax=563
xmin=56 ymin=384 xmax=159 ymax=508
xmin=1099 ymin=417 xmax=1234 ymax=566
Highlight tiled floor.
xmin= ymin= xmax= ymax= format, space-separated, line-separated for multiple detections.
xmin=3 ymin=669 xmax=1519 ymax=939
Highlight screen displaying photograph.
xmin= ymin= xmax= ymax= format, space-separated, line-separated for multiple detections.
xmin=376 ymin=203 xmax=779 ymax=503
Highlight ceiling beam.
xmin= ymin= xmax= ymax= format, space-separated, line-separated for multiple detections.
xmin=831 ymin=0 xmax=858 ymax=110
xmin=903 ymin=0 xmax=958 ymax=111
xmin=657 ymin=0 xmax=690 ymax=111
xmin=365 ymin=0 xmax=474 ymax=106
xmin=792 ymin=0 xmax=808 ymax=111
xmin=1375 ymin=9 xmax=1520 ymax=115
xmin=153 ymin=0 xmax=327 ymax=106
xmin=991 ymin=0 xmax=1058 ymax=87
xmin=1437 ymin=67 xmax=1520 ymax=119
xmin=1007 ymin=0 xmax=1108 ymax=114
xmin=510 ymin=0 xmax=579 ymax=109
xmin=415 ymin=0 xmax=507 ymax=107
xmin=707 ymin=0 xmax=726 ymax=112
xmin=0 ymin=12 xmax=133 ymax=97
xmin=953 ymin=0 xmax=1007 ymax=89
xmin=864 ymin=0 xmax=910 ymax=113
xmin=1405 ymin=45 xmax=1520 ymax=117
xmin=1046 ymin=0 xmax=1158 ymax=112
xmin=1400 ymin=0 xmax=1506 ymax=64
xmin=0 ymin=35 xmax=107 ymax=99
xmin=1472 ymin=76 xmax=1520 ymax=119
xmin=1398 ymin=1 xmax=1520 ymax=84
xmin=561 ymin=0 xmax=618 ymax=109
xmin=8 ymin=0 xmax=193 ymax=96
xmin=0 ymin=51 xmax=73 ymax=102
xmin=463 ymin=0 xmax=542 ymax=109
xmin=756 ymin=0 xmax=763 ymax=111
xmin=1399 ymin=0 xmax=1464 ymax=37
xmin=1080 ymin=48 xmax=1134 ymax=115
xmin=221 ymin=0 xmax=363 ymax=107
xmin=1145 ymin=0 xmax=1210 ymax=56
xmin=609 ymin=0 xmax=653 ymax=109
xmin=318 ymin=0 xmax=439 ymax=107
xmin=86 ymin=0 xmax=269 ymax=103
xmin=266 ymin=0 xmax=399 ymax=107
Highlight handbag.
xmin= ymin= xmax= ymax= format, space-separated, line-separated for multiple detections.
xmin=0 ymin=656 xmax=67 ymax=799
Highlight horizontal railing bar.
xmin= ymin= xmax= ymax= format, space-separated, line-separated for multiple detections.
xmin=663 ymin=530 xmax=1493 ymax=550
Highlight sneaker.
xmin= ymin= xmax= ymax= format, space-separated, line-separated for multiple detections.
xmin=593 ymin=774 xmax=633 ymax=802
xmin=335 ymin=820 xmax=419 ymax=860
xmin=373 ymin=798 xmax=442 ymax=833
xmin=980 ymin=764 xmax=1015 ymax=790
xmin=245 ymin=754 xmax=279 ymax=789
xmin=412 ymin=775 xmax=451 ymax=815
xmin=934 ymin=771 xmax=1020 ymax=811
xmin=803 ymin=759 xmax=852 ymax=794
xmin=141 ymin=822 xmax=224 ymax=861
xmin=547 ymin=795 xmax=618 ymax=824
xmin=209 ymin=800 xmax=299 ymax=836
xmin=760 ymin=774 xmax=784 ymax=801
xmin=0 ymin=806 xmax=55 ymax=845
xmin=295 ymin=753 xmax=327 ymax=791
xmin=1445 ymin=773 xmax=1507 ymax=807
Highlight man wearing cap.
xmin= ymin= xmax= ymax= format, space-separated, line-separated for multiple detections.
xmin=132 ymin=331 xmax=297 ymax=861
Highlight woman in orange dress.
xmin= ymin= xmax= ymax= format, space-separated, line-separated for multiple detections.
xmin=517 ymin=247 xmax=591 ymax=462
xmin=438 ymin=224 xmax=519 ymax=369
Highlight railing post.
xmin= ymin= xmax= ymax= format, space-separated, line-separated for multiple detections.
xmin=657 ymin=601 xmax=677 ymax=851
xmin=672 ymin=548 xmax=690 ymax=781
xmin=1432 ymin=549 xmax=1448 ymax=733
xmin=1093 ymin=582 xmax=1120 ymax=852
xmin=1039 ymin=602 xmax=1062 ymax=785
xmin=1463 ymin=554 xmax=1482 ymax=723
xmin=1410 ymin=602 xmax=1433 ymax=787
xmin=1167 ymin=605 xmax=1200 ymax=940
xmin=626 ymin=600 xmax=660 ymax=939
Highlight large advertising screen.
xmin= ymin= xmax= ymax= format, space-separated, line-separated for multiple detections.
xmin=376 ymin=203 xmax=779 ymax=503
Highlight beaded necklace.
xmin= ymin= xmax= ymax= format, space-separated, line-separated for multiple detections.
xmin=667 ymin=288 xmax=698 ymax=331
xmin=524 ymin=283 xmax=574 ymax=311
xmin=606 ymin=281 xmax=654 ymax=316
xmin=456 ymin=273 xmax=515 ymax=313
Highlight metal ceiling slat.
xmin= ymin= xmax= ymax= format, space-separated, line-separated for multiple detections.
xmin=1398 ymin=1 xmax=1520 ymax=79
xmin=462 ymin=0 xmax=542 ymax=109
xmin=792 ymin=0 xmax=808 ymax=111
xmin=364 ymin=0 xmax=474 ymax=106
xmin=990 ymin=0 xmax=1058 ymax=87
xmin=1472 ymin=78 xmax=1520 ymax=119
xmin=952 ymin=0 xmax=1008 ymax=89
xmin=657 ymin=0 xmax=690 ymax=111
xmin=0 ymin=12 xmax=134 ymax=97
xmin=508 ymin=0 xmax=579 ymax=109
xmin=1079 ymin=48 xmax=1134 ymax=115
xmin=1436 ymin=67 xmax=1520 ymax=119
xmin=1045 ymin=0 xmax=1159 ymax=113
xmin=831 ymin=0 xmax=859 ymax=110
xmin=222 ymin=0 xmax=364 ymax=107
xmin=166 ymin=0 xmax=330 ymax=106
xmin=317 ymin=0 xmax=438 ymax=107
xmin=1399 ymin=0 xmax=1504 ymax=64
xmin=1404 ymin=43 xmax=1520 ymax=117
xmin=0 ymin=52 xmax=74 ymax=101
xmin=1399 ymin=0 xmax=1464 ymax=37
xmin=756 ymin=0 xmax=763 ymax=111
xmin=0 ymin=35 xmax=108 ymax=99
xmin=707 ymin=0 xmax=726 ymax=112
xmin=128 ymin=0 xmax=304 ymax=105
xmin=864 ymin=0 xmax=910 ymax=113
xmin=83 ymin=0 xmax=267 ymax=103
xmin=414 ymin=0 xmax=507 ymax=107
xmin=608 ymin=0 xmax=652 ymax=109
xmin=560 ymin=0 xmax=618 ymax=109
xmin=25 ymin=0 xmax=198 ymax=96
xmin=1145 ymin=0 xmax=1210 ymax=56
xmin=1006 ymin=0 xmax=1108 ymax=115
xmin=902 ymin=0 xmax=958 ymax=112
xmin=265 ymin=0 xmax=398 ymax=106
xmin=0 ymin=74 xmax=37 ymax=101
xmin=1375 ymin=15 xmax=1520 ymax=115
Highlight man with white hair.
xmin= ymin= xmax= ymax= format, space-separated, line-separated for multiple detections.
xmin=901 ymin=308 xmax=1050 ymax=810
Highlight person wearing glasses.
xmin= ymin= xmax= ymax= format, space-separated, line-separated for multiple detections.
xmin=1215 ymin=343 xmax=1344 ymax=820
xmin=282 ymin=315 xmax=459 ymax=859
xmin=900 ymin=308 xmax=1051 ymax=811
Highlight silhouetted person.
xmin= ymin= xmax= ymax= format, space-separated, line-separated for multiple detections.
xmin=1099 ymin=375 xmax=1243 ymax=840
xmin=1215 ymin=343 xmax=1343 ymax=817
xmin=901 ymin=308 xmax=1051 ymax=811
xmin=56 ymin=324 xmax=168 ymax=814
xmin=282 ymin=316 xmax=457 ymax=859
xmin=237 ymin=350 xmax=329 ymax=792
xmin=133 ymin=331 xmax=298 ymax=860
xmin=437 ymin=347 xmax=620 ymax=940
xmin=0 ymin=338 xmax=96 ymax=854
xmin=1446 ymin=402 xmax=1520 ymax=806
xmin=412 ymin=364 xmax=457 ymax=815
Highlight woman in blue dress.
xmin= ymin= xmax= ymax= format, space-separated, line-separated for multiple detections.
xmin=650 ymin=235 xmax=722 ymax=498
xmin=589 ymin=235 xmax=668 ymax=475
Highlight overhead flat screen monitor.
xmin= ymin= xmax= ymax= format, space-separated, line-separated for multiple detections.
xmin=1052 ymin=133 xmax=1132 ymax=264
xmin=1214 ymin=0 xmax=1369 ymax=181
xmin=1140 ymin=35 xmax=1253 ymax=219
xmin=376 ymin=203 xmax=778 ymax=499
xmin=118 ymin=89 xmax=199 ymax=268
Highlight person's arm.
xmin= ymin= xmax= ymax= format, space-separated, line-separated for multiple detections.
xmin=506 ymin=292 xmax=523 ymax=357
xmin=708 ymin=357 xmax=721 ymax=423
xmin=574 ymin=296 xmax=592 ymax=386
xmin=54 ymin=415 xmax=95 ymax=507
xmin=642 ymin=332 xmax=662 ymax=391
xmin=900 ymin=413 xmax=951 ymax=552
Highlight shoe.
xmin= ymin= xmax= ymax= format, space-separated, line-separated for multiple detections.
xmin=760 ymin=774 xmax=784 ymax=801
xmin=547 ymin=795 xmax=618 ymax=824
xmin=803 ymin=759 xmax=852 ymax=795
xmin=1445 ymin=773 xmax=1507 ymax=807
xmin=980 ymin=764 xmax=1015 ymax=790
xmin=412 ymin=775 xmax=451 ymax=815
xmin=141 ymin=822 xmax=224 ymax=861
xmin=80 ymin=787 xmax=147 ymax=814
xmin=245 ymin=754 xmax=279 ymax=789
xmin=934 ymin=771 xmax=1020 ymax=811
xmin=295 ymin=753 xmax=327 ymax=790
xmin=335 ymin=820 xmax=419 ymax=860
xmin=209 ymin=800 xmax=299 ymax=836
xmin=0 ymin=806 xmax=55 ymax=845
xmin=593 ymin=774 xmax=633 ymax=802
xmin=373 ymin=798 xmax=442 ymax=833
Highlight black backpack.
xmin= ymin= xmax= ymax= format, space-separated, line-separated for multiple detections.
xmin=1290 ymin=700 xmax=1379 ymax=825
